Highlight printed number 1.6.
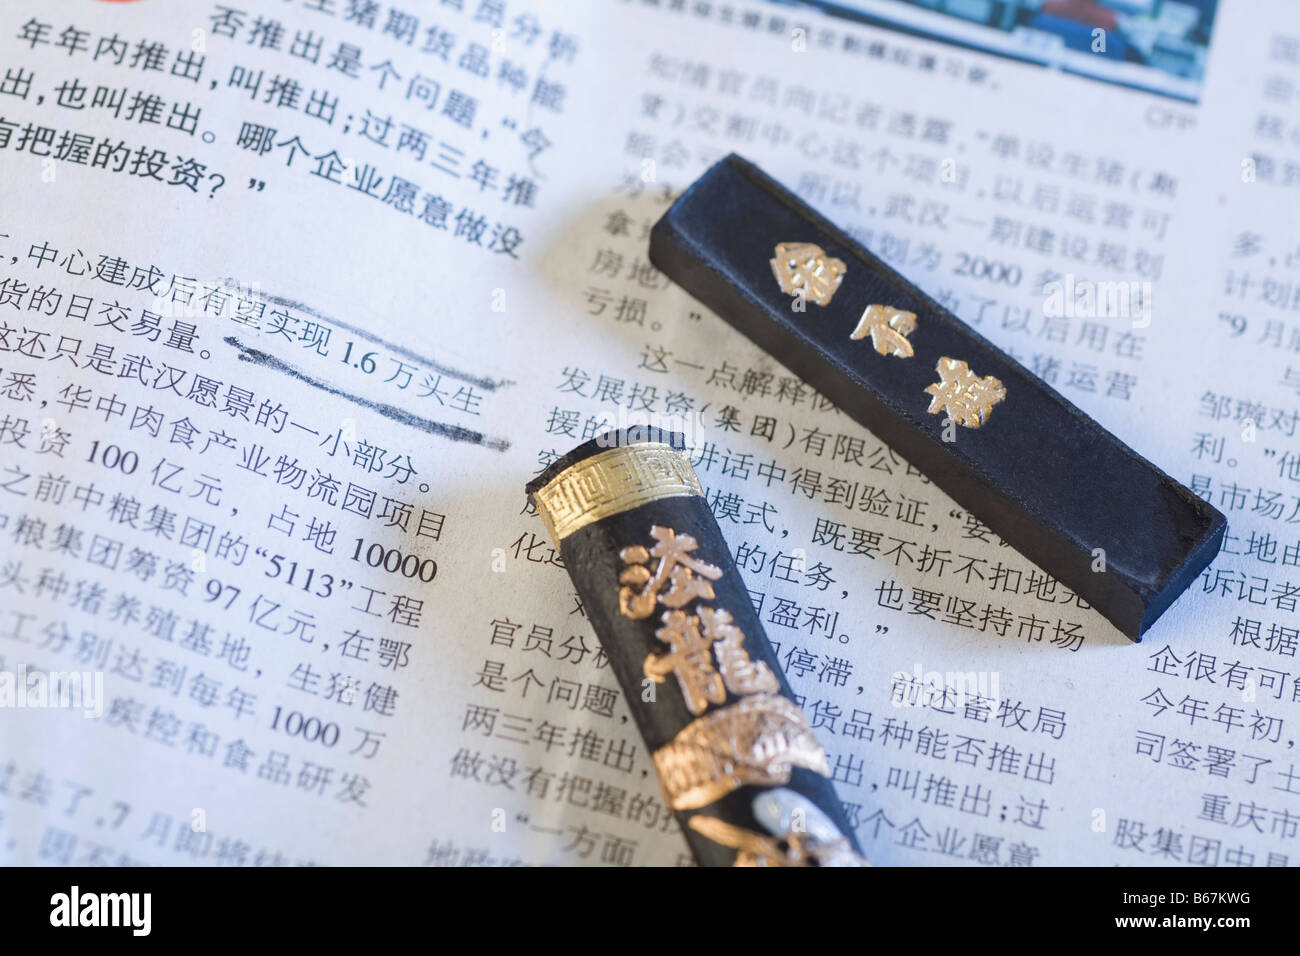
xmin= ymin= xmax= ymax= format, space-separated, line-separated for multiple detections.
xmin=340 ymin=341 xmax=377 ymax=373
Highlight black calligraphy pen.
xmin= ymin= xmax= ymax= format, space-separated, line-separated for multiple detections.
xmin=528 ymin=427 xmax=867 ymax=867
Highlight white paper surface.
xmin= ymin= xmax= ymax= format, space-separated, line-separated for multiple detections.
xmin=0 ymin=0 xmax=1294 ymax=866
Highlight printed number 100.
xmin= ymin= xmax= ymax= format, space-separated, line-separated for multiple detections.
xmin=350 ymin=537 xmax=437 ymax=582
xmin=85 ymin=440 xmax=139 ymax=474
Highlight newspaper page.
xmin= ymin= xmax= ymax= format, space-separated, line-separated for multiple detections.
xmin=0 ymin=0 xmax=1295 ymax=867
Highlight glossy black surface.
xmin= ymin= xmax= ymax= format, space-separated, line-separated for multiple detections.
xmin=648 ymin=154 xmax=1226 ymax=641
xmin=529 ymin=429 xmax=862 ymax=865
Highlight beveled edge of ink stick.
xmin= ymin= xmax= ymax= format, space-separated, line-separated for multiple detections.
xmin=647 ymin=152 xmax=1227 ymax=642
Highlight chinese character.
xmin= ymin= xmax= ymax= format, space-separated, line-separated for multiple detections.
xmin=923 ymin=357 xmax=1006 ymax=428
xmin=769 ymin=242 xmax=845 ymax=307
xmin=644 ymin=609 xmax=726 ymax=715
xmin=699 ymin=606 xmax=777 ymax=696
xmin=850 ymin=303 xmax=916 ymax=358
xmin=618 ymin=525 xmax=722 ymax=619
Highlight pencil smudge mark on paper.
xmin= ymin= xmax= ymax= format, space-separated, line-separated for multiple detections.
xmin=225 ymin=336 xmax=510 ymax=452
xmin=221 ymin=281 xmax=512 ymax=392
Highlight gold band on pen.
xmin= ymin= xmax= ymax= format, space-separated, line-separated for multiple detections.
xmin=531 ymin=442 xmax=703 ymax=543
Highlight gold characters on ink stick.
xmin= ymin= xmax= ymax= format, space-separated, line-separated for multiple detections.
xmin=767 ymin=245 xmax=1007 ymax=427
xmin=769 ymin=241 xmax=845 ymax=306
xmin=924 ymin=357 xmax=1007 ymax=428
xmin=849 ymin=303 xmax=917 ymax=358
xmin=617 ymin=525 xmax=722 ymax=620
xmin=616 ymin=523 xmax=830 ymax=811
xmin=618 ymin=526 xmax=777 ymax=714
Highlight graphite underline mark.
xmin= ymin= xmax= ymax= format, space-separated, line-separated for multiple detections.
xmin=225 ymin=336 xmax=510 ymax=452
xmin=219 ymin=281 xmax=513 ymax=392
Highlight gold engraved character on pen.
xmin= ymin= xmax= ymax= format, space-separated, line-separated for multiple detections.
xmin=923 ymin=357 xmax=1006 ymax=428
xmin=618 ymin=525 xmax=723 ymax=620
xmin=849 ymin=304 xmax=917 ymax=358
xmin=643 ymin=607 xmax=778 ymax=715
xmin=698 ymin=606 xmax=778 ymax=697
xmin=769 ymin=242 xmax=845 ymax=307
xmin=644 ymin=609 xmax=728 ymax=715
